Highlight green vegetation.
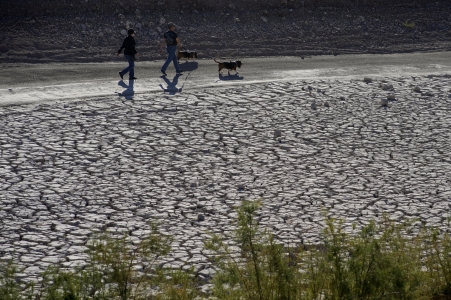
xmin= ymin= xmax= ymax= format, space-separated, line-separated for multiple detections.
xmin=402 ymin=20 xmax=415 ymax=29
xmin=0 ymin=261 xmax=34 ymax=300
xmin=2 ymin=202 xmax=451 ymax=299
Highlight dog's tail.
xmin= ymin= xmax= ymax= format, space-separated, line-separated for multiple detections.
xmin=214 ymin=58 xmax=220 ymax=64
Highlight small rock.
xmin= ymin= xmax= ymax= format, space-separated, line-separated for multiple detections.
xmin=387 ymin=94 xmax=396 ymax=100
xmin=363 ymin=77 xmax=372 ymax=83
xmin=324 ymin=101 xmax=330 ymax=107
xmin=381 ymin=83 xmax=393 ymax=91
xmin=135 ymin=23 xmax=142 ymax=29
xmin=413 ymin=86 xmax=421 ymax=92
xmin=120 ymin=29 xmax=127 ymax=35
xmin=311 ymin=101 xmax=317 ymax=110
xmin=380 ymin=98 xmax=389 ymax=106
xmin=198 ymin=214 xmax=205 ymax=222
xmin=199 ymin=267 xmax=216 ymax=278
xmin=159 ymin=17 xmax=166 ymax=25
xmin=274 ymin=130 xmax=282 ymax=138
xmin=261 ymin=16 xmax=268 ymax=22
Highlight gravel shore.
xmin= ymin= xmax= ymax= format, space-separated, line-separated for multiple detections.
xmin=1 ymin=74 xmax=451 ymax=281
xmin=1 ymin=1 xmax=451 ymax=63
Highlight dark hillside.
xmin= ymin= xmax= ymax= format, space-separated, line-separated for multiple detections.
xmin=0 ymin=0 xmax=450 ymax=63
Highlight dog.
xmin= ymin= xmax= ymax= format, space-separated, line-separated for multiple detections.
xmin=177 ymin=48 xmax=197 ymax=62
xmin=214 ymin=58 xmax=242 ymax=75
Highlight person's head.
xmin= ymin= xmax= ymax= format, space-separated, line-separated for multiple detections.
xmin=167 ymin=22 xmax=176 ymax=30
xmin=128 ymin=29 xmax=135 ymax=36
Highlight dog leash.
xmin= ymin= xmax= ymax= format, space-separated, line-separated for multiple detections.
xmin=180 ymin=72 xmax=190 ymax=90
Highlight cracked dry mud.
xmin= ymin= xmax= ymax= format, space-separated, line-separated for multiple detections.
xmin=1 ymin=75 xmax=451 ymax=282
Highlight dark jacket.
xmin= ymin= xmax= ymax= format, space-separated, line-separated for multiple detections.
xmin=118 ymin=35 xmax=137 ymax=56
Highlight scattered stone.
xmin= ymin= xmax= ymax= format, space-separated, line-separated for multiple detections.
xmin=413 ymin=86 xmax=421 ymax=92
xmin=159 ymin=17 xmax=166 ymax=25
xmin=381 ymin=83 xmax=393 ymax=91
xmin=120 ymin=29 xmax=127 ymax=35
xmin=387 ymin=94 xmax=396 ymax=100
xmin=380 ymin=98 xmax=389 ymax=106
xmin=261 ymin=16 xmax=268 ymax=22
xmin=274 ymin=130 xmax=282 ymax=138
xmin=198 ymin=214 xmax=205 ymax=222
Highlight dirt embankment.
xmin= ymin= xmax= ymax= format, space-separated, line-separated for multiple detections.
xmin=1 ymin=0 xmax=450 ymax=63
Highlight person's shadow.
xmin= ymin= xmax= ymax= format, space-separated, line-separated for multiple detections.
xmin=160 ymin=74 xmax=183 ymax=95
xmin=217 ymin=73 xmax=244 ymax=81
xmin=117 ymin=80 xmax=134 ymax=100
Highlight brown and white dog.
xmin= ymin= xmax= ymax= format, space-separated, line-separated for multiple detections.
xmin=214 ymin=58 xmax=242 ymax=75
xmin=177 ymin=48 xmax=197 ymax=62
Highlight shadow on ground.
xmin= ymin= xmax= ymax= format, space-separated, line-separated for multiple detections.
xmin=217 ymin=73 xmax=244 ymax=81
xmin=117 ymin=80 xmax=135 ymax=100
xmin=160 ymin=74 xmax=183 ymax=95
xmin=178 ymin=61 xmax=199 ymax=71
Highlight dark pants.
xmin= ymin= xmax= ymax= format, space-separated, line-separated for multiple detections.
xmin=161 ymin=46 xmax=180 ymax=73
xmin=121 ymin=55 xmax=135 ymax=79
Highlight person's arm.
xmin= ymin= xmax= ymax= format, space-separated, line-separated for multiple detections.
xmin=159 ymin=38 xmax=166 ymax=53
xmin=117 ymin=39 xmax=125 ymax=56
xmin=176 ymin=37 xmax=182 ymax=48
xmin=133 ymin=38 xmax=138 ymax=56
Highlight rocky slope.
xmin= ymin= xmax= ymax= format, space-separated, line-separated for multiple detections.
xmin=0 ymin=1 xmax=450 ymax=63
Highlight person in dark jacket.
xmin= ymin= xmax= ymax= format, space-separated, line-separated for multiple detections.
xmin=117 ymin=29 xmax=138 ymax=80
xmin=159 ymin=22 xmax=183 ymax=76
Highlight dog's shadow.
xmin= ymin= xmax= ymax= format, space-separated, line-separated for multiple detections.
xmin=178 ymin=61 xmax=198 ymax=71
xmin=217 ymin=73 xmax=244 ymax=81
xmin=117 ymin=80 xmax=134 ymax=100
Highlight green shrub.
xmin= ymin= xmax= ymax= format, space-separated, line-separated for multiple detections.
xmin=206 ymin=200 xmax=304 ymax=300
xmin=307 ymin=217 xmax=426 ymax=300
xmin=4 ymin=204 xmax=451 ymax=300
xmin=423 ymin=228 xmax=451 ymax=299
xmin=6 ymin=223 xmax=199 ymax=300
xmin=402 ymin=20 xmax=415 ymax=29
xmin=0 ymin=261 xmax=34 ymax=300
